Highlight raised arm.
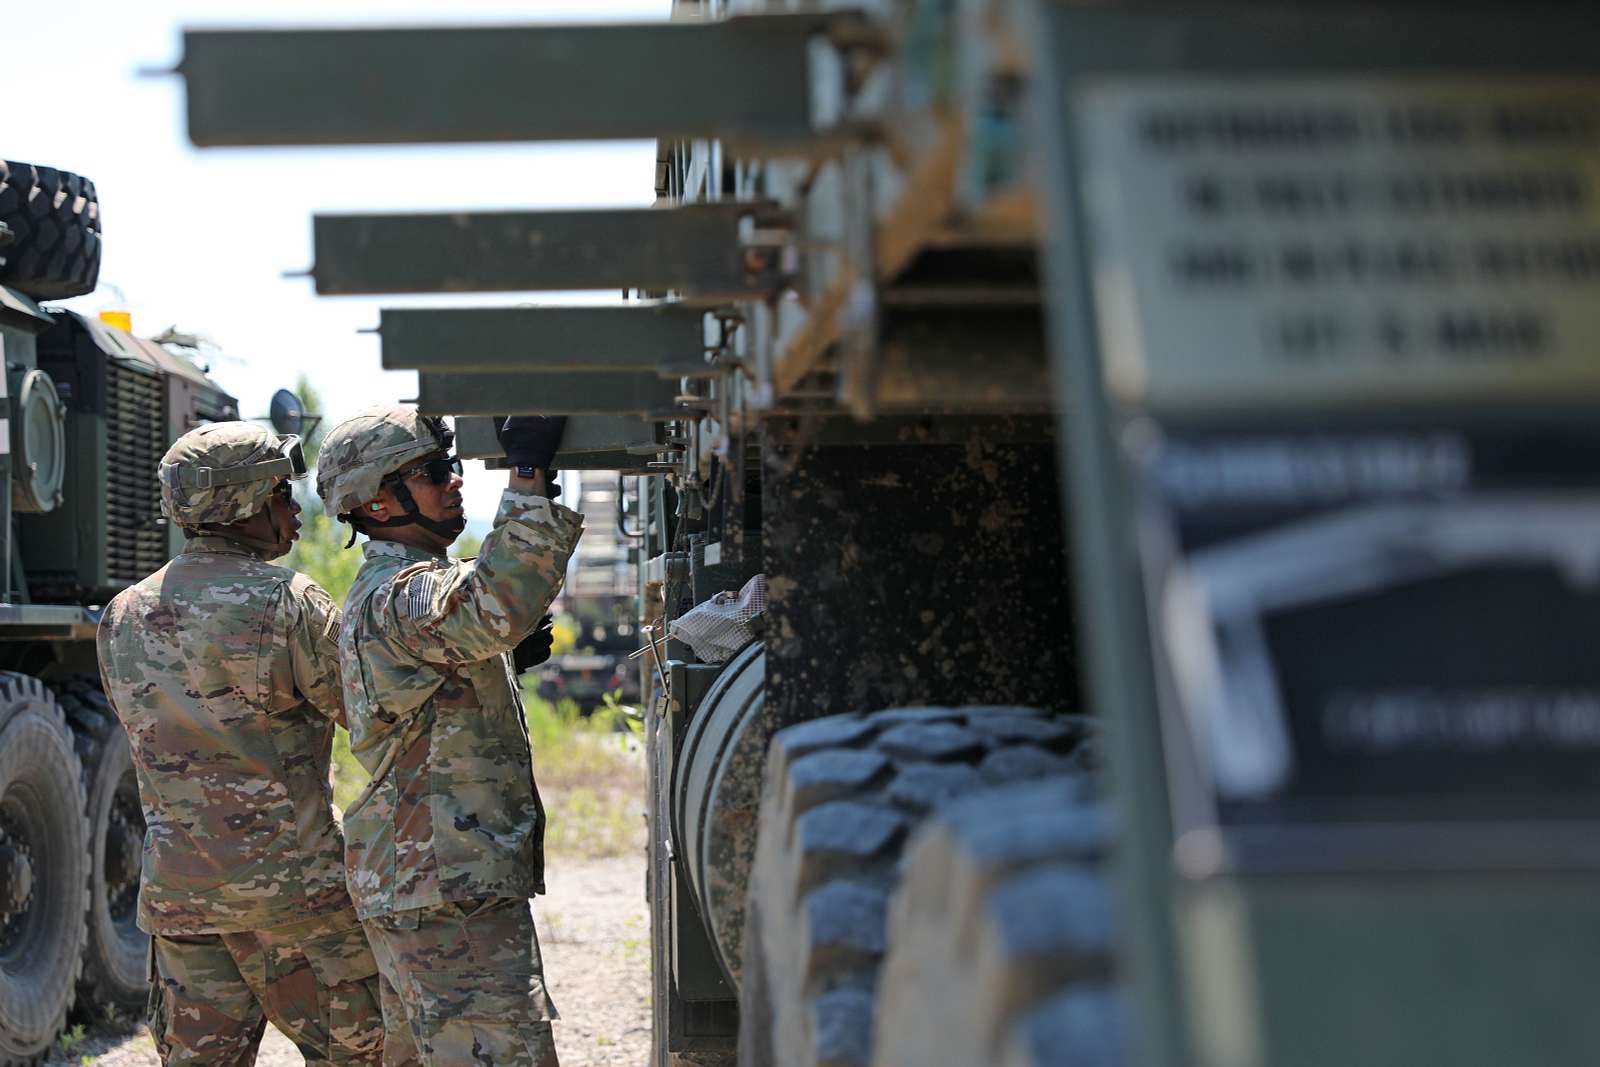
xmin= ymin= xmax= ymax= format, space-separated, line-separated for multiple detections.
xmin=385 ymin=489 xmax=584 ymax=666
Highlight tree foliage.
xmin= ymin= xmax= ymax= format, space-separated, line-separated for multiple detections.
xmin=287 ymin=509 xmax=364 ymax=604
xmin=294 ymin=373 xmax=329 ymax=466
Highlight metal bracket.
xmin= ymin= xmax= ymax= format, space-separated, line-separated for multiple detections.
xmin=380 ymin=303 xmax=710 ymax=373
xmin=309 ymin=203 xmax=786 ymax=299
xmin=178 ymin=13 xmax=886 ymax=155
xmin=0 ymin=287 xmax=55 ymax=336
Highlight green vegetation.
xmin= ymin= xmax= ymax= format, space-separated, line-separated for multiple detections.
xmin=527 ymin=688 xmax=645 ymax=859
xmin=282 ymin=375 xmax=361 ymax=600
xmin=56 ymin=1024 xmax=85 ymax=1054
xmin=288 ymin=508 xmax=364 ymax=603
xmin=330 ymin=724 xmax=363 ymax=813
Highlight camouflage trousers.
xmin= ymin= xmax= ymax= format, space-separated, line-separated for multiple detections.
xmin=149 ymin=906 xmax=419 ymax=1067
xmin=364 ymin=897 xmax=560 ymax=1067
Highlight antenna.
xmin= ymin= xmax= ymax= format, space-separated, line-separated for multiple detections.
xmin=262 ymin=389 xmax=322 ymax=438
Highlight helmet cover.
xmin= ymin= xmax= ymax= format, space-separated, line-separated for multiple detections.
xmin=159 ymin=421 xmax=305 ymax=528
xmin=316 ymin=405 xmax=453 ymax=517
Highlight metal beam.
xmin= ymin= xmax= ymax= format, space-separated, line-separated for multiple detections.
xmin=381 ymin=304 xmax=707 ymax=373
xmin=418 ymin=372 xmax=679 ymax=416
xmin=453 ymin=416 xmax=501 ymax=459
xmin=455 ymin=414 xmax=660 ymax=459
xmin=178 ymin=15 xmax=874 ymax=154
xmin=311 ymin=204 xmax=781 ymax=297
xmin=483 ymin=451 xmax=658 ymax=474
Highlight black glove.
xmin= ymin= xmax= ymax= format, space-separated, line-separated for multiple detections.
xmin=513 ymin=614 xmax=556 ymax=673
xmin=497 ymin=416 xmax=567 ymax=471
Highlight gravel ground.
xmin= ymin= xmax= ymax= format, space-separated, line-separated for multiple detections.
xmin=45 ymin=854 xmax=651 ymax=1067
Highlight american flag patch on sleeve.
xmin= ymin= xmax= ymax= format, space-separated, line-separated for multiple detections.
xmin=401 ymin=571 xmax=439 ymax=619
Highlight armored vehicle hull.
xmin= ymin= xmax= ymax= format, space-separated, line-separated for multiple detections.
xmin=0 ymin=159 xmax=238 ymax=1059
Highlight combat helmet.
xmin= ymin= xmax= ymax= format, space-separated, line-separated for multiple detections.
xmin=159 ymin=421 xmax=307 ymax=529
xmin=316 ymin=405 xmax=461 ymax=543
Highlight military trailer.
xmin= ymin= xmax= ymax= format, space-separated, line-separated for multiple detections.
xmin=537 ymin=471 xmax=645 ymax=710
xmin=0 ymin=159 xmax=240 ymax=1061
xmin=175 ymin=3 xmax=1600 ymax=1065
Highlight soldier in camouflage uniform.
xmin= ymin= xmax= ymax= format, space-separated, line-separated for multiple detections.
xmin=317 ymin=407 xmax=581 ymax=1067
xmin=97 ymin=422 xmax=414 ymax=1067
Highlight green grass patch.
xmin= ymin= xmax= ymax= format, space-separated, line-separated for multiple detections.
xmin=330 ymin=684 xmax=645 ymax=859
xmin=331 ymin=726 xmax=365 ymax=813
xmin=529 ymin=687 xmax=646 ymax=859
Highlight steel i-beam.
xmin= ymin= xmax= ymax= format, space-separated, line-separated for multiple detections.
xmin=380 ymin=303 xmax=708 ymax=374
xmin=417 ymin=371 xmax=680 ymax=416
xmin=178 ymin=15 xmax=881 ymax=155
xmin=454 ymin=414 xmax=660 ymax=460
xmin=311 ymin=204 xmax=782 ymax=298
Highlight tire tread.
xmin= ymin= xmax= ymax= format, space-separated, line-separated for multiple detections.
xmin=0 ymin=673 xmax=89 ymax=1065
xmin=872 ymin=777 xmax=1124 ymax=1067
xmin=50 ymin=675 xmax=146 ymax=1024
xmin=0 ymin=161 xmax=102 ymax=301
xmin=740 ymin=707 xmax=1094 ymax=1067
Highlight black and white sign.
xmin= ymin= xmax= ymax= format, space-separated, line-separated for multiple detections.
xmin=1142 ymin=423 xmax=1600 ymax=829
xmin=1077 ymin=80 xmax=1600 ymax=409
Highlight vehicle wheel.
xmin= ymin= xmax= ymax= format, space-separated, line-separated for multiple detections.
xmin=0 ymin=672 xmax=88 ymax=1065
xmin=52 ymin=677 xmax=147 ymax=1020
xmin=0 ymin=161 xmax=102 ymax=301
xmin=871 ymin=776 xmax=1124 ymax=1067
xmin=738 ymin=706 xmax=1096 ymax=1067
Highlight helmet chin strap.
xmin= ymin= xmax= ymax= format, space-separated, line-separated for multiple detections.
xmin=355 ymin=479 xmax=465 ymax=543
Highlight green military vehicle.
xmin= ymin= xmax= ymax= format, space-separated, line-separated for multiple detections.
xmin=0 ymin=159 xmax=240 ymax=1062
xmin=174 ymin=3 xmax=1600 ymax=1065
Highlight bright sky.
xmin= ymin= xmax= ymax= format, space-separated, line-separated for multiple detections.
xmin=2 ymin=0 xmax=670 ymax=524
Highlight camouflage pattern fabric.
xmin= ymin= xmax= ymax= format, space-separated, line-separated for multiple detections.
xmin=159 ymin=421 xmax=299 ymax=528
xmin=337 ymin=489 xmax=583 ymax=920
xmin=97 ymin=534 xmax=354 ymax=934
xmin=364 ymin=898 xmax=559 ymax=1067
xmin=149 ymin=905 xmax=417 ymax=1067
xmin=316 ymin=406 xmax=452 ymax=518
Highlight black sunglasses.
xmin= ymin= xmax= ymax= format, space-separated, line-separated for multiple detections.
xmin=389 ymin=454 xmax=463 ymax=486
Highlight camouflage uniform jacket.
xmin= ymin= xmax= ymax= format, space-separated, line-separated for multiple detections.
xmin=339 ymin=490 xmax=583 ymax=920
xmin=97 ymin=535 xmax=353 ymax=935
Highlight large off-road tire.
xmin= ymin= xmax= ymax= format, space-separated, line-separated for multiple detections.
xmin=52 ymin=677 xmax=147 ymax=1020
xmin=0 ymin=161 xmax=101 ymax=301
xmin=738 ymin=706 xmax=1095 ymax=1067
xmin=0 ymin=673 xmax=89 ymax=1065
xmin=871 ymin=776 xmax=1124 ymax=1067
